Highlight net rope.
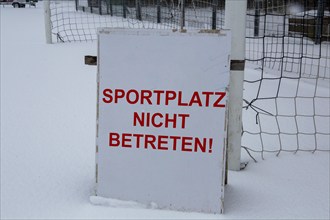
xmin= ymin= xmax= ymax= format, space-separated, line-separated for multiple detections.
xmin=244 ymin=0 xmax=330 ymax=159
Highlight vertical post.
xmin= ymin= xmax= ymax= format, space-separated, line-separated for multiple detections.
xmin=254 ymin=0 xmax=261 ymax=36
xmin=157 ymin=0 xmax=161 ymax=23
xmin=99 ymin=0 xmax=102 ymax=15
xmin=44 ymin=0 xmax=52 ymax=44
xmin=136 ymin=0 xmax=142 ymax=20
xmin=106 ymin=0 xmax=109 ymax=14
xmin=315 ymin=0 xmax=324 ymax=44
xmin=180 ymin=0 xmax=185 ymax=29
xmin=109 ymin=0 xmax=113 ymax=16
xmin=225 ymin=0 xmax=247 ymax=171
xmin=123 ymin=0 xmax=127 ymax=18
xmin=75 ymin=0 xmax=79 ymax=11
xmin=211 ymin=0 xmax=217 ymax=30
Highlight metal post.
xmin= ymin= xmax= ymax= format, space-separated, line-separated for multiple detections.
xmin=99 ymin=0 xmax=102 ymax=15
xmin=225 ymin=0 xmax=247 ymax=171
xmin=211 ymin=0 xmax=217 ymax=30
xmin=75 ymin=0 xmax=78 ymax=11
xmin=315 ymin=0 xmax=324 ymax=44
xmin=254 ymin=0 xmax=261 ymax=36
xmin=157 ymin=0 xmax=161 ymax=23
xmin=106 ymin=0 xmax=109 ymax=14
xmin=90 ymin=1 xmax=93 ymax=13
xmin=136 ymin=0 xmax=142 ymax=20
xmin=123 ymin=0 xmax=127 ymax=18
xmin=44 ymin=0 xmax=52 ymax=44
xmin=180 ymin=0 xmax=185 ymax=29
xmin=109 ymin=0 xmax=113 ymax=16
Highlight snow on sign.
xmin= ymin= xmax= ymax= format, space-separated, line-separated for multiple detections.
xmin=95 ymin=28 xmax=231 ymax=214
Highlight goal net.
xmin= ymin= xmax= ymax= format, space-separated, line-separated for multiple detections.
xmin=48 ymin=0 xmax=224 ymax=42
xmin=46 ymin=0 xmax=330 ymax=159
xmin=244 ymin=0 xmax=330 ymax=159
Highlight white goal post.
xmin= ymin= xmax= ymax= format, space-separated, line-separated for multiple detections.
xmin=44 ymin=0 xmax=52 ymax=44
xmin=225 ymin=0 xmax=247 ymax=171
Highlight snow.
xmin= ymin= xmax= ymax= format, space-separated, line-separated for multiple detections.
xmin=290 ymin=9 xmax=330 ymax=17
xmin=90 ymin=196 xmax=149 ymax=209
xmin=1 ymin=3 xmax=329 ymax=220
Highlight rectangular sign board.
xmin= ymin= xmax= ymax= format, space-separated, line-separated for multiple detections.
xmin=96 ymin=28 xmax=231 ymax=214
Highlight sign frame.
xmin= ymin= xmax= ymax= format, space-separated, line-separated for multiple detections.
xmin=95 ymin=28 xmax=231 ymax=214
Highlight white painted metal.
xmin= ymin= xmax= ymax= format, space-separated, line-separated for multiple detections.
xmin=225 ymin=0 xmax=247 ymax=171
xmin=44 ymin=0 xmax=52 ymax=44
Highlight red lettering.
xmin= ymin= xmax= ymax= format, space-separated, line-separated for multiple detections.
xmin=133 ymin=112 xmax=144 ymax=127
xmin=114 ymin=89 xmax=125 ymax=103
xmin=170 ymin=136 xmax=180 ymax=151
xmin=165 ymin=90 xmax=177 ymax=105
xmin=213 ymin=92 xmax=226 ymax=108
xmin=145 ymin=134 xmax=156 ymax=149
xmin=165 ymin=113 xmax=177 ymax=128
xmin=181 ymin=136 xmax=193 ymax=152
xmin=109 ymin=132 xmax=120 ymax=147
xmin=134 ymin=112 xmax=188 ymax=129
xmin=122 ymin=133 xmax=132 ymax=147
xmin=141 ymin=90 xmax=152 ymax=105
xmin=189 ymin=92 xmax=203 ymax=107
xmin=178 ymin=114 xmax=189 ymax=129
xmin=194 ymin=138 xmax=207 ymax=152
xmin=126 ymin=89 xmax=139 ymax=104
xmin=103 ymin=89 xmax=225 ymax=108
xmin=102 ymin=89 xmax=113 ymax=103
xmin=153 ymin=90 xmax=164 ymax=105
xmin=178 ymin=91 xmax=189 ymax=106
xmin=132 ymin=133 xmax=143 ymax=148
xmin=158 ymin=135 xmax=168 ymax=150
xmin=108 ymin=133 xmax=213 ymax=153
xmin=146 ymin=112 xmax=150 ymax=127
xmin=202 ymin=91 xmax=214 ymax=107
xmin=151 ymin=112 xmax=163 ymax=128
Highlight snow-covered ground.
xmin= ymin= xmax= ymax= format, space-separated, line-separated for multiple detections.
xmin=1 ymin=4 xmax=329 ymax=219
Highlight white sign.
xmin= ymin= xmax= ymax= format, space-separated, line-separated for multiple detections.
xmin=96 ymin=28 xmax=230 ymax=214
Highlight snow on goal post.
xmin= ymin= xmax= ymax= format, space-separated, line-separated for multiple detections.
xmin=95 ymin=28 xmax=231 ymax=213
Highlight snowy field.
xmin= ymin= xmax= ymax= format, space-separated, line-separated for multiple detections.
xmin=1 ymin=3 xmax=329 ymax=219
